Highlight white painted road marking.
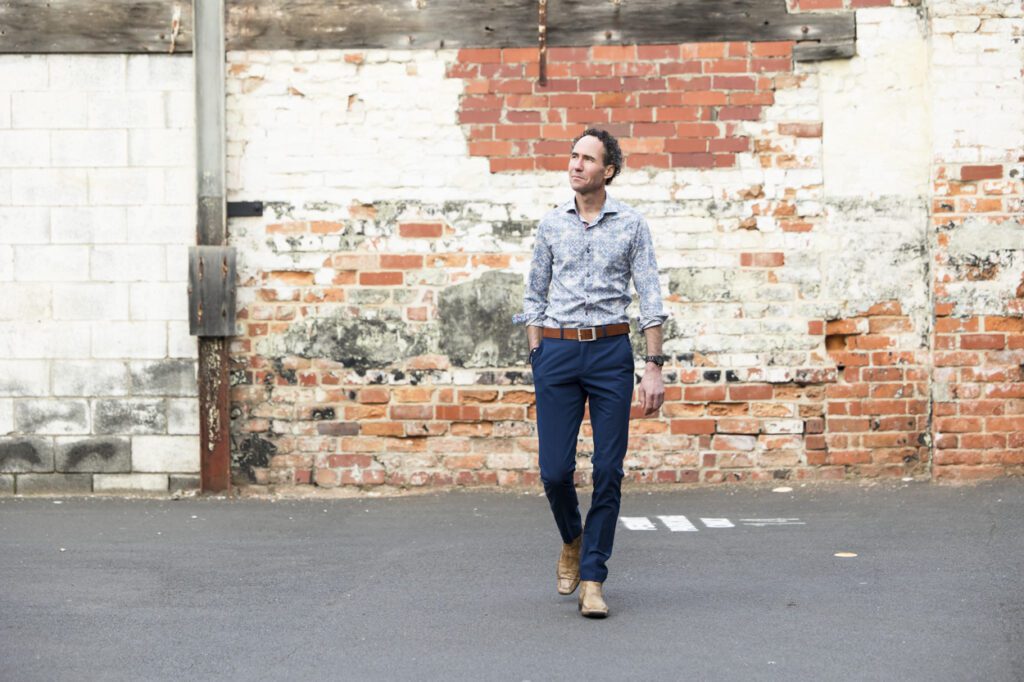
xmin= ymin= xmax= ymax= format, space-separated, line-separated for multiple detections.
xmin=740 ymin=518 xmax=805 ymax=527
xmin=657 ymin=515 xmax=698 ymax=532
xmin=620 ymin=516 xmax=657 ymax=530
xmin=700 ymin=518 xmax=735 ymax=528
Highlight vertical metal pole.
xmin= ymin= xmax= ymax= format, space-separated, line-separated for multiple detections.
xmin=194 ymin=0 xmax=231 ymax=492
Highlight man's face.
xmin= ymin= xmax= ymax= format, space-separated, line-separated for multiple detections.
xmin=568 ymin=135 xmax=613 ymax=195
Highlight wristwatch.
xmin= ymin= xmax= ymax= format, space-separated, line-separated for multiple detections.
xmin=644 ymin=355 xmax=668 ymax=367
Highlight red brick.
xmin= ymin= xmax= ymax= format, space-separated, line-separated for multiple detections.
xmin=489 ymin=157 xmax=534 ymax=172
xmin=740 ymin=252 xmax=784 ymax=267
xmin=638 ymin=45 xmax=681 ymax=60
xmin=670 ymin=419 xmax=716 ymax=434
xmin=960 ymin=165 xmax=1002 ymax=181
xmin=390 ymin=405 xmax=433 ymax=420
xmin=399 ymin=222 xmax=444 ymax=238
xmin=961 ymin=334 xmax=1004 ymax=350
xmin=671 ymin=153 xmax=714 ymax=168
xmin=359 ymin=271 xmax=403 ymax=286
xmin=495 ymin=124 xmax=540 ymax=139
xmin=436 ymin=405 xmax=481 ymax=421
xmin=752 ymin=41 xmax=794 ymax=57
xmin=459 ymin=48 xmax=502 ymax=63
xmin=728 ymin=384 xmax=773 ymax=400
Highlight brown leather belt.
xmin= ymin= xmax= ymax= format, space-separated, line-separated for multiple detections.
xmin=542 ymin=324 xmax=630 ymax=342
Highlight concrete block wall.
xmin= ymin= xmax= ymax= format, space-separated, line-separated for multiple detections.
xmin=0 ymin=54 xmax=200 ymax=495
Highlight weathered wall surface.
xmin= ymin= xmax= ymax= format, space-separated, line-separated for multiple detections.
xmin=0 ymin=55 xmax=200 ymax=495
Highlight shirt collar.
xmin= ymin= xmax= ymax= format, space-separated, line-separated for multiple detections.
xmin=561 ymin=193 xmax=621 ymax=223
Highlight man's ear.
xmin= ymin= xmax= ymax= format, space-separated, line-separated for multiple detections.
xmin=604 ymin=165 xmax=615 ymax=180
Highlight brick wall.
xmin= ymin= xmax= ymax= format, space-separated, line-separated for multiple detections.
xmin=0 ymin=55 xmax=199 ymax=495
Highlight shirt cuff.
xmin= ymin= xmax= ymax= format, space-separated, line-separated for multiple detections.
xmin=637 ymin=313 xmax=669 ymax=330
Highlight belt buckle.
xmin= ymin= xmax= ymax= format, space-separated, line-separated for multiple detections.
xmin=578 ymin=326 xmax=597 ymax=342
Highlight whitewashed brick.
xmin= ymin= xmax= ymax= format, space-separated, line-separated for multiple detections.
xmin=130 ymin=283 xmax=188 ymax=320
xmin=0 ymin=208 xmax=50 ymax=243
xmin=0 ymin=360 xmax=50 ymax=396
xmin=87 ymin=168 xmax=165 ymax=206
xmin=165 ymin=245 xmax=189 ymax=282
xmin=132 ymin=435 xmax=199 ymax=472
xmin=91 ymin=245 xmax=166 ymax=281
xmin=91 ymin=321 xmax=166 ymax=358
xmin=125 ymin=205 xmax=193 ymax=244
xmin=0 ymin=400 xmax=12 ymax=435
xmin=0 ymin=322 xmax=90 ymax=358
xmin=168 ymin=321 xmax=197 ymax=359
xmin=0 ymin=55 xmax=49 ymax=90
xmin=0 ymin=283 xmax=51 ymax=320
xmin=51 ymin=130 xmax=128 ymax=167
xmin=163 ymin=168 xmax=195 ymax=204
xmin=15 ymin=399 xmax=89 ymax=434
xmin=763 ymin=419 xmax=805 ymax=435
xmin=51 ymin=207 xmax=128 ymax=244
xmin=11 ymin=92 xmax=87 ymax=129
xmin=53 ymin=283 xmax=130 ymax=320
xmin=11 ymin=169 xmax=88 ymax=205
xmin=87 ymin=92 xmax=166 ymax=129
xmin=0 ymin=130 xmax=50 ymax=167
xmin=14 ymin=246 xmax=90 ymax=282
xmin=0 ymin=245 xmax=14 ymax=281
xmin=126 ymin=55 xmax=194 ymax=91
xmin=166 ymin=398 xmax=199 ymax=435
xmin=49 ymin=55 xmax=126 ymax=92
xmin=165 ymin=91 xmax=194 ymax=128
xmin=94 ymin=473 xmax=168 ymax=492
xmin=128 ymin=128 xmax=194 ymax=167
xmin=52 ymin=361 xmax=130 ymax=397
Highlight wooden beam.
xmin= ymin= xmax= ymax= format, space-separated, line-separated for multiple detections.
xmin=1 ymin=0 xmax=854 ymax=60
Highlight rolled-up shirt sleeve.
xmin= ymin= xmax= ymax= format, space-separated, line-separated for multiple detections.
xmin=629 ymin=217 xmax=669 ymax=330
xmin=518 ymin=221 xmax=552 ymax=326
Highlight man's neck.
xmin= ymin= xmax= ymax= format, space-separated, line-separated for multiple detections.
xmin=574 ymin=188 xmax=607 ymax=223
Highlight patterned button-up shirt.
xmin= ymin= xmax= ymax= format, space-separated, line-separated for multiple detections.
xmin=516 ymin=194 xmax=668 ymax=330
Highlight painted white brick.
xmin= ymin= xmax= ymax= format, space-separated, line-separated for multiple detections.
xmin=125 ymin=205 xmax=193 ymax=244
xmin=87 ymin=168 xmax=165 ymax=206
xmin=168 ymin=321 xmax=197 ymax=359
xmin=163 ymin=168 xmax=195 ymax=203
xmin=51 ymin=130 xmax=128 ymax=167
xmin=11 ymin=169 xmax=88 ymax=205
xmin=130 ymin=283 xmax=188 ymax=320
xmin=132 ymin=435 xmax=200 ymax=472
xmin=0 ymin=360 xmax=50 ymax=396
xmin=164 ymin=91 xmax=195 ymax=128
xmin=0 ymin=322 xmax=90 ymax=359
xmin=52 ymin=360 xmax=130 ymax=397
xmin=11 ymin=92 xmax=87 ymax=129
xmin=165 ymin=245 xmax=189 ymax=282
xmin=0 ymin=400 xmax=12 ymax=435
xmin=49 ymin=55 xmax=126 ymax=92
xmin=0 ymin=55 xmax=49 ymax=90
xmin=91 ymin=321 xmax=166 ymax=359
xmin=166 ymin=398 xmax=199 ymax=435
xmin=0 ymin=130 xmax=50 ymax=167
xmin=126 ymin=55 xmax=194 ymax=91
xmin=87 ymin=92 xmax=166 ymax=129
xmin=53 ymin=283 xmax=130 ymax=320
xmin=91 ymin=245 xmax=166 ymax=281
xmin=0 ymin=245 xmax=15 ymax=281
xmin=128 ymin=128 xmax=194 ymax=167
xmin=0 ymin=283 xmax=51 ymax=320
xmin=94 ymin=473 xmax=168 ymax=492
xmin=51 ymin=207 xmax=128 ymax=244
xmin=0 ymin=208 xmax=50 ymax=244
xmin=0 ymin=169 xmax=10 ymax=204
xmin=14 ymin=246 xmax=90 ymax=282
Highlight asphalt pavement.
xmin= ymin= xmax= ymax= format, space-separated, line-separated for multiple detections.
xmin=1 ymin=480 xmax=1022 ymax=681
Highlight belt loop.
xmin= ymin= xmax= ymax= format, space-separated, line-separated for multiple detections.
xmin=559 ymin=327 xmax=565 ymax=340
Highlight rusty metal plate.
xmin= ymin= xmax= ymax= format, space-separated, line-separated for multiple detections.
xmin=188 ymin=246 xmax=237 ymax=337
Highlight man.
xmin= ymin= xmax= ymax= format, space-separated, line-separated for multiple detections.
xmin=518 ymin=128 xmax=669 ymax=618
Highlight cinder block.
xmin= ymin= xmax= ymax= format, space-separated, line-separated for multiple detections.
xmin=0 ymin=130 xmax=50 ymax=167
xmin=91 ymin=245 xmax=166 ymax=281
xmin=164 ymin=91 xmax=194 ymax=128
xmin=87 ymin=92 xmax=165 ymax=129
xmin=0 ymin=400 xmax=12 ymax=435
xmin=125 ymin=206 xmax=192 ymax=244
xmin=0 ymin=55 xmax=49 ymax=90
xmin=91 ymin=321 xmax=167 ymax=359
xmin=93 ymin=472 xmax=168 ymax=492
xmin=165 ymin=245 xmax=188 ymax=283
xmin=51 ymin=207 xmax=128 ymax=244
xmin=0 ymin=170 xmax=10 ymax=205
xmin=0 ymin=207 xmax=50 ymax=243
xmin=14 ymin=246 xmax=90 ymax=282
xmin=0 ymin=360 xmax=49 ymax=397
xmin=15 ymin=399 xmax=90 ymax=435
xmin=86 ymin=168 xmax=165 ymax=206
xmin=0 ymin=245 xmax=12 ymax=281
xmin=0 ymin=322 xmax=91 ymax=359
xmin=0 ymin=93 xmax=9 ymax=128
xmin=166 ymin=398 xmax=198 ymax=435
xmin=0 ymin=437 xmax=54 ymax=472
xmin=53 ymin=283 xmax=130 ymax=321
xmin=126 ymin=55 xmax=194 ymax=91
xmin=93 ymin=399 xmax=167 ymax=435
xmin=52 ymin=361 xmax=130 ymax=397
xmin=0 ymin=284 xmax=51 ymax=320
xmin=167 ymin=322 xmax=197 ymax=359
xmin=132 ymin=435 xmax=199 ymax=472
xmin=16 ymin=473 xmax=92 ymax=495
xmin=169 ymin=474 xmax=200 ymax=492
xmin=11 ymin=92 xmax=87 ymax=128
xmin=56 ymin=436 xmax=130 ymax=472
xmin=163 ymin=168 xmax=195 ymax=204
xmin=130 ymin=283 xmax=188 ymax=321
xmin=49 ymin=55 xmax=126 ymax=92
xmin=0 ymin=474 xmax=13 ymax=494
xmin=51 ymin=130 xmax=128 ymax=167
xmin=11 ymin=169 xmax=88 ymax=205
xmin=130 ymin=359 xmax=197 ymax=396
xmin=128 ymin=128 xmax=194 ymax=167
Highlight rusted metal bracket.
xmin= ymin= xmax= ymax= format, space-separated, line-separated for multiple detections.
xmin=188 ymin=246 xmax=236 ymax=337
xmin=538 ymin=0 xmax=548 ymax=86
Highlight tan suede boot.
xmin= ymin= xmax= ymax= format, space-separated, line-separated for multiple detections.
xmin=556 ymin=535 xmax=582 ymax=595
xmin=578 ymin=580 xmax=609 ymax=618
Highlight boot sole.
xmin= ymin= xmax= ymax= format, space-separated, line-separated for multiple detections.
xmin=578 ymin=602 xmax=608 ymax=618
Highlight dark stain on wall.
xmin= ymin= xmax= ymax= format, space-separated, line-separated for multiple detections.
xmin=234 ymin=434 xmax=277 ymax=482
xmin=282 ymin=316 xmax=422 ymax=370
xmin=0 ymin=438 xmax=50 ymax=472
xmin=438 ymin=271 xmax=525 ymax=367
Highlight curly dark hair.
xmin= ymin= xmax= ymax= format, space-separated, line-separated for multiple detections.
xmin=572 ymin=127 xmax=624 ymax=185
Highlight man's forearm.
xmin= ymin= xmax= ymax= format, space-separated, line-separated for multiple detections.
xmin=527 ymin=324 xmax=543 ymax=350
xmin=642 ymin=324 xmax=663 ymax=361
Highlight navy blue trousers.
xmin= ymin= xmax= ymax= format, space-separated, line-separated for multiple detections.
xmin=531 ymin=332 xmax=635 ymax=583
